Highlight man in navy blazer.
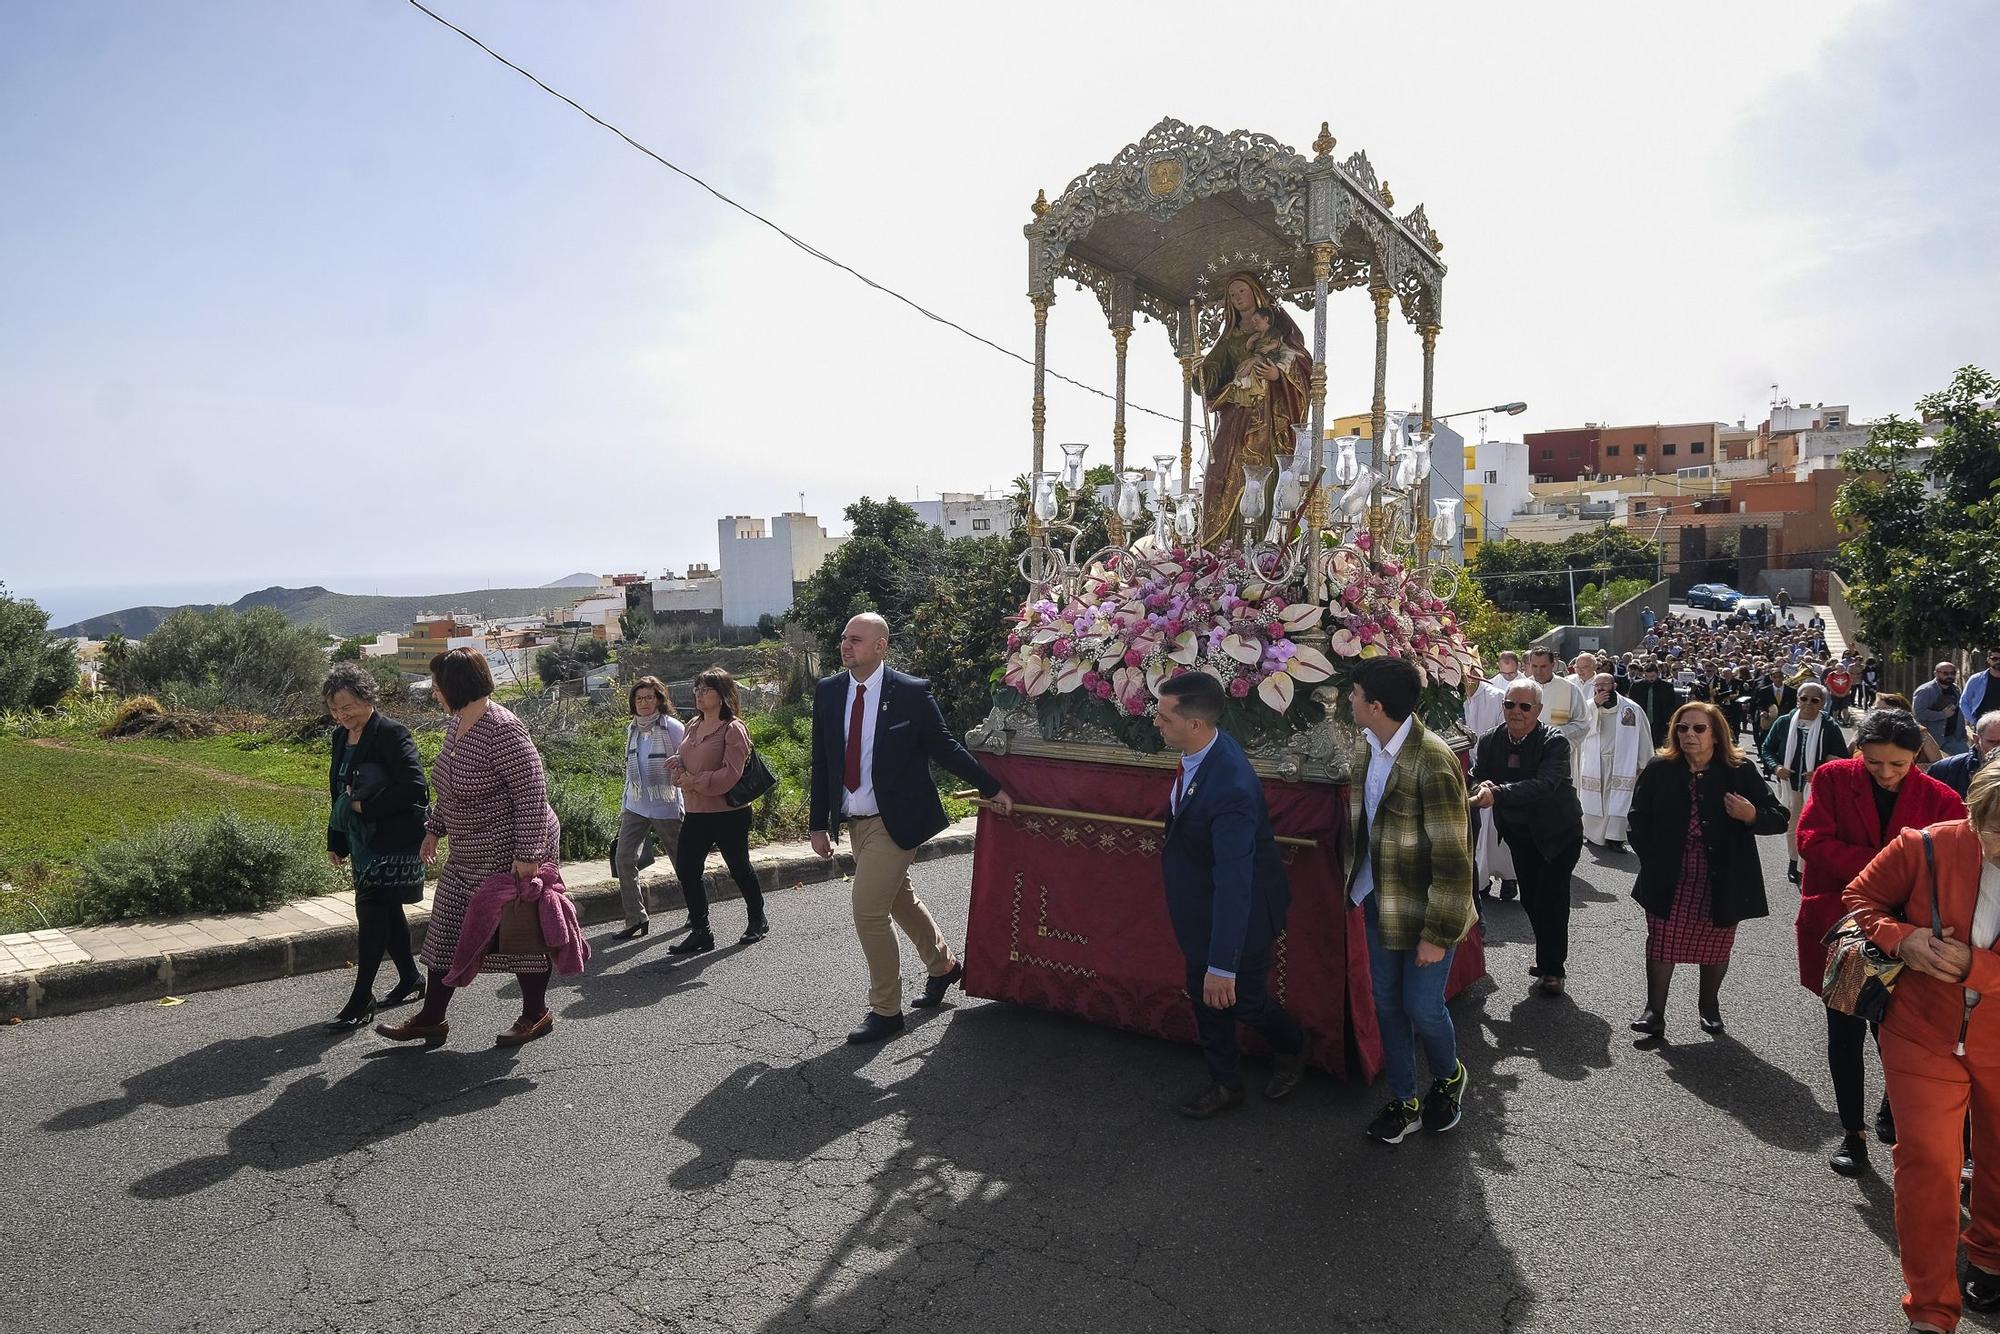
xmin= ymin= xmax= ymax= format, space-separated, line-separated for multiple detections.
xmin=1154 ymin=672 xmax=1305 ymax=1118
xmin=810 ymin=612 xmax=1014 ymax=1045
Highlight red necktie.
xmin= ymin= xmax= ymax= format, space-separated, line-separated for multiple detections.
xmin=844 ymin=682 xmax=866 ymax=792
xmin=1172 ymin=762 xmax=1188 ymax=813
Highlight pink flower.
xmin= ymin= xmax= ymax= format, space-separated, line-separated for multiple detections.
xmin=1123 ymin=648 xmax=1145 ymax=668
xmin=1123 ymin=694 xmax=1148 ymax=716
xmin=1228 ymin=676 xmax=1252 ymax=699
xmin=1356 ymin=532 xmax=1374 ymax=551
xmin=1052 ymin=637 xmax=1073 ymax=658
xmin=1006 ymin=633 xmax=1021 ymax=650
xmin=1082 ymin=670 xmax=1102 ymax=690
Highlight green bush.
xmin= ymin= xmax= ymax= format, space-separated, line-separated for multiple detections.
xmin=76 ymin=809 xmax=338 ymax=923
xmin=549 ymin=774 xmax=617 ymax=861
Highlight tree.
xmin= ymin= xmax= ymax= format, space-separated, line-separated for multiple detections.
xmin=535 ymin=631 xmax=611 ymax=689
xmin=618 ymin=605 xmax=651 ymax=645
xmin=0 ymin=584 xmax=79 ymax=710
xmin=331 ymin=635 xmax=369 ymax=662
xmin=906 ymin=528 xmax=1033 ymax=734
xmin=1835 ymin=365 xmax=2000 ymax=662
xmin=1445 ymin=573 xmax=1551 ymax=661
xmin=1471 ymin=527 xmax=1664 ymax=621
xmin=790 ymin=497 xmax=950 ymax=662
xmin=100 ymin=605 xmax=325 ymax=701
xmin=755 ymin=613 xmax=781 ymax=641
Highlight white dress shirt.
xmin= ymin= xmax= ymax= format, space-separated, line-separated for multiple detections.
xmin=1172 ymin=732 xmax=1218 ymax=815
xmin=1350 ymin=714 xmax=1415 ymax=905
xmin=1969 ymin=859 xmax=2000 ymax=1005
xmin=841 ymin=663 xmax=885 ymax=820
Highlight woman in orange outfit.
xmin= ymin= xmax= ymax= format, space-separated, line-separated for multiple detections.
xmin=1845 ymin=763 xmax=2000 ymax=1333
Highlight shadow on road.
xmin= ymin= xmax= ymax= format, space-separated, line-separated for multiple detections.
xmin=126 ymin=1046 xmax=534 ymax=1199
xmin=1649 ymin=1031 xmax=1829 ymax=1152
xmin=666 ymin=994 xmax=1535 ymax=1332
xmin=43 ymin=1023 xmax=348 ymax=1132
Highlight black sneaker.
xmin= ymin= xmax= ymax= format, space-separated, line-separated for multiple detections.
xmin=1366 ymin=1097 xmax=1422 ymax=1145
xmin=1498 ymin=879 xmax=1519 ymax=901
xmin=1876 ymin=1098 xmax=1897 ymax=1146
xmin=1829 ymin=1131 xmax=1869 ymax=1178
xmin=1965 ymin=1262 xmax=2000 ymax=1313
xmin=1422 ymin=1062 xmax=1468 ymax=1133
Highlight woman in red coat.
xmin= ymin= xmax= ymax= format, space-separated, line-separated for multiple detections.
xmin=1797 ymin=709 xmax=1965 ymax=1177
xmin=1842 ymin=763 xmax=2000 ymax=1333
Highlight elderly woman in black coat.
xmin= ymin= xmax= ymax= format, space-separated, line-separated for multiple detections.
xmin=322 ymin=663 xmax=431 ymax=1032
xmin=1628 ymin=698 xmax=1790 ymax=1038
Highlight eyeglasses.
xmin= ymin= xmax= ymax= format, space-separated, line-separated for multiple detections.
xmin=1502 ymin=701 xmax=1535 ymax=712
xmin=1675 ymin=722 xmax=1710 ymax=734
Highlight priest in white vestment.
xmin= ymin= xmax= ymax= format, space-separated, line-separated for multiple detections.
xmin=1577 ymin=672 xmax=1647 ymax=851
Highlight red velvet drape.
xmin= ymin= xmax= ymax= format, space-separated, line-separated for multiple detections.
xmin=964 ymin=751 xmax=1485 ymax=1081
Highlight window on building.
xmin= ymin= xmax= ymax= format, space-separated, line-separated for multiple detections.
xmin=1690 ymin=441 xmax=1705 ymax=454
xmin=1540 ymin=449 xmax=1553 ymax=460
xmin=1663 ymin=443 xmax=1677 ymax=456
xmin=971 ymin=518 xmax=991 ymax=531
xmin=1605 ymin=446 xmax=1620 ymax=457
xmin=1568 ymin=447 xmax=1580 ymax=458
xmin=1634 ymin=443 xmax=1648 ymax=456
xmin=1483 ymin=470 xmax=1498 ymax=484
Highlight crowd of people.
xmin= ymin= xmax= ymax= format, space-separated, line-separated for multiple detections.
xmin=1461 ymin=622 xmax=2000 ymax=1332
xmin=308 ymin=612 xmax=2000 ymax=1334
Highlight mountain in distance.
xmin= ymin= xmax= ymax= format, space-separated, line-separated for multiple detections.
xmin=56 ymin=583 xmax=594 ymax=640
xmin=543 ymin=572 xmax=605 ymax=588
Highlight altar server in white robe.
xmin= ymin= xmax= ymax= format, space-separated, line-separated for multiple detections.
xmin=1527 ymin=649 xmax=1588 ymax=746
xmin=1576 ymin=673 xmax=1646 ymax=852
xmin=1463 ymin=665 xmax=1517 ymax=897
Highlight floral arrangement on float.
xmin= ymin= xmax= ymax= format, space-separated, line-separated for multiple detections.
xmin=993 ymin=535 xmax=1480 ymax=754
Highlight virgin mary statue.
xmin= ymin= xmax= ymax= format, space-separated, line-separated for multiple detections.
xmin=1196 ymin=271 xmax=1312 ymax=545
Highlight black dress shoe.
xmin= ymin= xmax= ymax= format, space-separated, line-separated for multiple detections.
xmin=1604 ymin=840 xmax=1628 ymax=854
xmin=378 ymin=978 xmax=426 ymax=1008
xmin=1966 ymin=1263 xmax=2000 ymax=1312
xmin=325 ymin=1002 xmax=375 ymax=1033
xmin=1876 ymin=1098 xmax=1898 ymax=1146
xmin=846 ymin=1011 xmax=905 ymax=1044
xmin=667 ymin=929 xmax=715 ymax=955
xmin=911 ymin=960 xmax=965 ymax=1009
xmin=1265 ymin=1047 xmax=1308 ymax=1101
xmin=612 ymin=921 xmax=650 ymax=941
xmin=1630 ymin=1009 xmax=1664 ymax=1036
xmin=1699 ymin=1008 xmax=1725 ymax=1035
xmin=1829 ymin=1131 xmax=1869 ymax=1178
xmin=739 ymin=921 xmax=769 ymax=944
xmin=1178 ymin=1083 xmax=1246 ymax=1119
xmin=1499 ymin=879 xmax=1519 ymax=901
xmin=1787 ymin=861 xmax=1802 ymax=884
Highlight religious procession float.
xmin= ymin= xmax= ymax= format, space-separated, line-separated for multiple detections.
xmin=960 ymin=118 xmax=1487 ymax=1078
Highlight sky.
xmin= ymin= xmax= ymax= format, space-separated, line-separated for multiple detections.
xmin=3 ymin=0 xmax=1996 ymax=626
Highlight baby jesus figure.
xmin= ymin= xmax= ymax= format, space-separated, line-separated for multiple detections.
xmin=1221 ymin=306 xmax=1296 ymax=409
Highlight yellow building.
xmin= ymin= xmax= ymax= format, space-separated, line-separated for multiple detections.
xmin=396 ymin=617 xmax=475 ymax=674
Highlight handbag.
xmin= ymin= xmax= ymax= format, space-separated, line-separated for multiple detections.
xmin=1821 ymin=830 xmax=1939 ymax=1023
xmin=494 ymin=887 xmax=548 ymax=955
xmin=357 ymin=851 xmax=427 ymax=906
xmin=724 ymin=746 xmax=778 ymax=808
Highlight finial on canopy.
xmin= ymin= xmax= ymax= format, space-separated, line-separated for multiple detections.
xmin=1378 ymin=180 xmax=1395 ymax=208
xmin=1312 ymin=122 xmax=1336 ymax=158
xmin=1032 ymin=188 xmax=1049 ymax=218
xmin=1428 ymin=227 xmax=1444 ymax=253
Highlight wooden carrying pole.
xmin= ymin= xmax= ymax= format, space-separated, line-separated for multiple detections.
xmin=955 ymin=792 xmax=1320 ymax=849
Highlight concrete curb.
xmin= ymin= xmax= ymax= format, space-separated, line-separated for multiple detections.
xmin=1 ymin=828 xmax=977 ymax=1023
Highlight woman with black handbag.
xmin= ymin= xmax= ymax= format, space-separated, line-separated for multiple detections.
xmin=321 ymin=663 xmax=430 ymax=1032
xmin=1844 ymin=763 xmax=2000 ymax=1334
xmin=666 ymin=667 xmax=771 ymax=953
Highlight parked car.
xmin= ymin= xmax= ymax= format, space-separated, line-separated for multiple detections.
xmin=1686 ymin=583 xmax=1742 ymax=610
xmin=1732 ymin=596 xmax=1774 ymax=617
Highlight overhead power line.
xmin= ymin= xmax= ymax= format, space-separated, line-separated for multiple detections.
xmin=404 ymin=1 xmax=1184 ymax=423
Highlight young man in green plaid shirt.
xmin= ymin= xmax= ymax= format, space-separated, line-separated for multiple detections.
xmin=1345 ymin=656 xmax=1477 ymax=1144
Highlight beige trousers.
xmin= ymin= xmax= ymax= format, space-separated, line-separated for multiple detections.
xmin=1781 ymin=777 xmax=1811 ymax=863
xmin=848 ymin=815 xmax=950 ymax=1016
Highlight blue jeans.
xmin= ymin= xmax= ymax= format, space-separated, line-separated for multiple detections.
xmin=1364 ymin=892 xmax=1459 ymax=1102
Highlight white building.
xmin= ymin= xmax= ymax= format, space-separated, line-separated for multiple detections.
xmin=718 ymin=513 xmax=845 ymax=630
xmin=911 ymin=491 xmax=1018 ymax=540
xmin=565 ymin=594 xmax=627 ymax=637
xmin=1463 ymin=436 xmax=1531 ymax=546
xmin=360 ymin=633 xmax=400 ymax=659
xmin=1792 ymin=427 xmax=1872 ymax=478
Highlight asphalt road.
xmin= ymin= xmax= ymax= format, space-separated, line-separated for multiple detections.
xmin=1 ymin=831 xmax=1977 ymax=1333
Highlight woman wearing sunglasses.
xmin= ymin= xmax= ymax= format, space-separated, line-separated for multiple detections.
xmin=1627 ymin=699 xmax=1790 ymax=1037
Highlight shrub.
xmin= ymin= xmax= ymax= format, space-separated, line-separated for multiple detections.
xmin=98 ymin=695 xmax=167 ymax=738
xmin=103 ymin=605 xmax=329 ymax=702
xmin=0 ymin=584 xmax=80 ymax=710
xmin=76 ymin=809 xmax=338 ymax=922
xmin=548 ymin=774 xmax=617 ymax=861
